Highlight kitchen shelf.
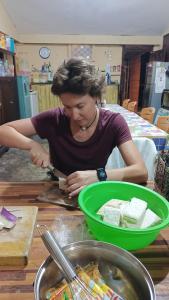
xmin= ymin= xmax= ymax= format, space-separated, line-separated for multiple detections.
xmin=0 ymin=47 xmax=15 ymax=56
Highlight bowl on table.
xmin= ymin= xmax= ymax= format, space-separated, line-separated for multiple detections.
xmin=78 ymin=181 xmax=169 ymax=250
xmin=34 ymin=240 xmax=156 ymax=300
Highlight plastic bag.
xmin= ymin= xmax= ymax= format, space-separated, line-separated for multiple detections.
xmin=154 ymin=150 xmax=169 ymax=201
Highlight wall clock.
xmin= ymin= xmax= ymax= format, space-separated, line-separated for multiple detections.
xmin=39 ymin=47 xmax=50 ymax=59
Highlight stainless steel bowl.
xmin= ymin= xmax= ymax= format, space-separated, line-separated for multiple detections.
xmin=34 ymin=240 xmax=156 ymax=300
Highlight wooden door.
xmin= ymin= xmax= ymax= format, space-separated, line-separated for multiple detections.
xmin=120 ymin=45 xmax=153 ymax=105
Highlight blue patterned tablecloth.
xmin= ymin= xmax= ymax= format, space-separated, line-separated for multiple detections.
xmin=104 ymin=104 xmax=169 ymax=151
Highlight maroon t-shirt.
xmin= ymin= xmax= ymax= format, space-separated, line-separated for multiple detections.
xmin=31 ymin=108 xmax=131 ymax=175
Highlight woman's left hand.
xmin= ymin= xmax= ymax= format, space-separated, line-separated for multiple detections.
xmin=66 ymin=170 xmax=98 ymax=197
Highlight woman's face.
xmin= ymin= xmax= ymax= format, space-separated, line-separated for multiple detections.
xmin=60 ymin=93 xmax=97 ymax=128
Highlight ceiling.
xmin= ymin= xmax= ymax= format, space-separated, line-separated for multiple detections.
xmin=1 ymin=0 xmax=169 ymax=36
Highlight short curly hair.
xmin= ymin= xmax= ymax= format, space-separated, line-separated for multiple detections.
xmin=51 ymin=57 xmax=105 ymax=100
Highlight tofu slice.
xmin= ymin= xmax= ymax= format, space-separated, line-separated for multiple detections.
xmin=59 ymin=177 xmax=67 ymax=191
xmin=97 ymin=199 xmax=127 ymax=215
xmin=103 ymin=206 xmax=121 ymax=226
xmin=122 ymin=197 xmax=147 ymax=227
xmin=140 ymin=208 xmax=161 ymax=229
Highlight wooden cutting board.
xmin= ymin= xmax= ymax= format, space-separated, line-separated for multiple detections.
xmin=0 ymin=206 xmax=38 ymax=266
xmin=36 ymin=182 xmax=78 ymax=209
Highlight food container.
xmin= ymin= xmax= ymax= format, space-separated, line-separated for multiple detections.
xmin=34 ymin=240 xmax=156 ymax=300
xmin=39 ymin=72 xmax=48 ymax=83
xmin=78 ymin=181 xmax=169 ymax=250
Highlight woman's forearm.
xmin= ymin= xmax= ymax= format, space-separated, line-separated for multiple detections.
xmin=0 ymin=125 xmax=35 ymax=150
xmin=0 ymin=124 xmax=50 ymax=167
xmin=67 ymin=164 xmax=148 ymax=197
xmin=106 ymin=163 xmax=148 ymax=184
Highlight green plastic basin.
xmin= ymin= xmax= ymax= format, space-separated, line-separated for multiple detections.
xmin=78 ymin=181 xmax=169 ymax=250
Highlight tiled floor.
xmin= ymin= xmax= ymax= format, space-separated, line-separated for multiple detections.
xmin=0 ymin=146 xmax=49 ymax=181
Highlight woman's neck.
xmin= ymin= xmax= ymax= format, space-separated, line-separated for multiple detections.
xmin=71 ymin=109 xmax=99 ymax=142
xmin=79 ymin=109 xmax=98 ymax=131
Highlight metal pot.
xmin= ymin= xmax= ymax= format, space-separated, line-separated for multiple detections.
xmin=34 ymin=240 xmax=156 ymax=300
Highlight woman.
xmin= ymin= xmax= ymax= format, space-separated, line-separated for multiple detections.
xmin=0 ymin=58 xmax=147 ymax=197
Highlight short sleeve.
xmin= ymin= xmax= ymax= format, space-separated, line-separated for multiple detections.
xmin=31 ymin=109 xmax=59 ymax=139
xmin=113 ymin=114 xmax=132 ymax=146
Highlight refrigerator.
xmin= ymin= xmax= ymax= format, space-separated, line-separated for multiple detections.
xmin=30 ymin=91 xmax=39 ymax=116
xmin=142 ymin=61 xmax=169 ymax=118
xmin=17 ymin=76 xmax=31 ymax=119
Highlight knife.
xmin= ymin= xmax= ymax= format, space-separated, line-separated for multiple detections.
xmin=46 ymin=165 xmax=59 ymax=181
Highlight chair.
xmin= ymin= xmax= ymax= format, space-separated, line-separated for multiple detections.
xmin=154 ymin=108 xmax=169 ymax=125
xmin=106 ymin=137 xmax=157 ymax=180
xmin=140 ymin=107 xmax=155 ymax=124
xmin=127 ymin=101 xmax=137 ymax=112
xmin=122 ymin=99 xmax=130 ymax=109
xmin=157 ymin=116 xmax=169 ymax=133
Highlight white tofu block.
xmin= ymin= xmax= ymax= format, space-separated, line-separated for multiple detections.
xmin=59 ymin=177 xmax=67 ymax=191
xmin=103 ymin=206 xmax=121 ymax=226
xmin=120 ymin=202 xmax=129 ymax=217
xmin=130 ymin=197 xmax=147 ymax=211
xmin=123 ymin=198 xmax=147 ymax=225
xmin=140 ymin=208 xmax=161 ymax=229
xmin=97 ymin=199 xmax=127 ymax=215
xmin=121 ymin=219 xmax=139 ymax=228
xmin=120 ymin=203 xmax=139 ymax=228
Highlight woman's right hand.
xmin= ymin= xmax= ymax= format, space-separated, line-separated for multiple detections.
xmin=29 ymin=141 xmax=50 ymax=168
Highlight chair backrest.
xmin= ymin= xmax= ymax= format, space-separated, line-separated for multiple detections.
xmin=154 ymin=108 xmax=169 ymax=125
xmin=122 ymin=99 xmax=130 ymax=109
xmin=140 ymin=107 xmax=155 ymax=123
xmin=127 ymin=101 xmax=137 ymax=112
xmin=106 ymin=137 xmax=157 ymax=180
xmin=157 ymin=116 xmax=169 ymax=133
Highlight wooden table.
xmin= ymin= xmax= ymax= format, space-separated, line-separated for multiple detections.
xmin=0 ymin=181 xmax=169 ymax=300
